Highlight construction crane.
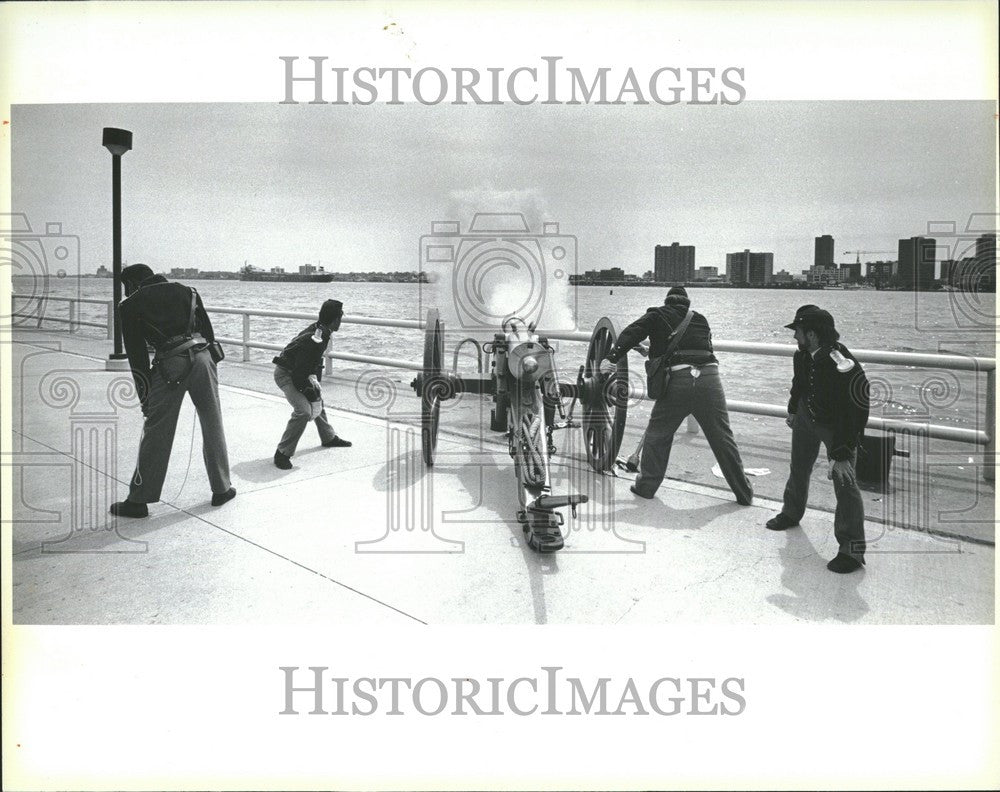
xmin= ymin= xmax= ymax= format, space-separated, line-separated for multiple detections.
xmin=843 ymin=250 xmax=896 ymax=265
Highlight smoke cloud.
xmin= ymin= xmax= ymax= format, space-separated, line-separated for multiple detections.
xmin=421 ymin=186 xmax=577 ymax=336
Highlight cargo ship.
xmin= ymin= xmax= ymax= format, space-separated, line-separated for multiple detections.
xmin=239 ymin=263 xmax=334 ymax=283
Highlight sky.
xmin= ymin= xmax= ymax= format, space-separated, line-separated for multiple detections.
xmin=10 ymin=100 xmax=997 ymax=277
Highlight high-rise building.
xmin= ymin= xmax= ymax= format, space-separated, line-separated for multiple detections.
xmin=976 ymin=233 xmax=996 ymax=260
xmin=748 ymin=252 xmax=773 ymax=285
xmin=726 ymin=250 xmax=748 ymax=284
xmin=727 ymin=249 xmax=772 ymax=285
xmin=654 ymin=243 xmax=695 ymax=282
xmin=976 ymin=233 xmax=996 ymax=290
xmin=940 ymin=259 xmax=959 ymax=287
xmin=897 ymin=237 xmax=936 ymax=290
xmin=814 ymin=235 xmax=835 ymax=268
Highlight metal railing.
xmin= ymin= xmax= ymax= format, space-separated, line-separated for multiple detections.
xmin=11 ymin=294 xmax=115 ymax=338
xmin=12 ymin=294 xmax=996 ymax=480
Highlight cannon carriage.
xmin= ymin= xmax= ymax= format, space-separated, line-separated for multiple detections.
xmin=411 ymin=309 xmax=630 ymax=553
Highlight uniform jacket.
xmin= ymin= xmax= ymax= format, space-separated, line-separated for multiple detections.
xmin=788 ymin=342 xmax=870 ymax=461
xmin=273 ymin=323 xmax=331 ymax=392
xmin=119 ymin=275 xmax=215 ymax=400
xmin=606 ymin=298 xmax=718 ymax=367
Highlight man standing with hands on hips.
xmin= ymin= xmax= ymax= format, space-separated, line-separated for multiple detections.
xmin=766 ymin=305 xmax=870 ymax=573
xmin=273 ymin=299 xmax=352 ymax=470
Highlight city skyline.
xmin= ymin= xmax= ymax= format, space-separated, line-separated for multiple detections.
xmin=64 ymin=228 xmax=996 ymax=282
xmin=10 ymin=101 xmax=996 ymax=281
xmin=65 ymin=229 xmax=995 ymax=284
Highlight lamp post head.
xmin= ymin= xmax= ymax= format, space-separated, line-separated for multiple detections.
xmin=102 ymin=127 xmax=133 ymax=157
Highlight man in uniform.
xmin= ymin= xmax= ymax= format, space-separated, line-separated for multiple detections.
xmin=111 ymin=264 xmax=235 ymax=517
xmin=272 ymin=299 xmax=351 ymax=470
xmin=600 ymin=286 xmax=753 ymax=505
xmin=766 ymin=305 xmax=869 ymax=573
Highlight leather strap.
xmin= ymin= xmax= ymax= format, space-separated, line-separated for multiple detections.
xmin=657 ymin=308 xmax=694 ymax=362
xmin=187 ymin=288 xmax=199 ymax=335
xmin=141 ymin=286 xmax=199 ymax=345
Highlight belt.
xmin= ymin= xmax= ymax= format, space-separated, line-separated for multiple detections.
xmin=155 ymin=334 xmax=206 ymax=358
xmin=670 ymin=362 xmax=719 ymax=372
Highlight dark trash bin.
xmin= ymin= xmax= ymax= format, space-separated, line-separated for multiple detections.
xmin=856 ymin=432 xmax=908 ymax=487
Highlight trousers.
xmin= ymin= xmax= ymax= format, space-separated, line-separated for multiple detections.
xmin=636 ymin=368 xmax=753 ymax=503
xmin=780 ymin=402 xmax=866 ymax=561
xmin=274 ymin=366 xmax=337 ymax=456
xmin=128 ymin=349 xmax=231 ymax=503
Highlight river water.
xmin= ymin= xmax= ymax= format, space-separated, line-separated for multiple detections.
xmin=14 ymin=276 xmax=996 ymax=431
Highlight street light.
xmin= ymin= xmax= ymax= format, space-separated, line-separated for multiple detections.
xmin=102 ymin=127 xmax=133 ymax=371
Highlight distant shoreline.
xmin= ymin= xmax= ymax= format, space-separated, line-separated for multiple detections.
xmin=12 ymin=274 xmax=991 ymax=293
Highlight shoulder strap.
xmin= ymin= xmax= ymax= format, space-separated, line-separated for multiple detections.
xmin=187 ymin=288 xmax=199 ymax=335
xmin=662 ymin=309 xmax=694 ymax=360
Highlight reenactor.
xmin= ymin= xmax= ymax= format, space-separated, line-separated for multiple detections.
xmin=272 ymin=299 xmax=352 ymax=470
xmin=766 ymin=305 xmax=870 ymax=573
xmin=111 ymin=264 xmax=235 ymax=517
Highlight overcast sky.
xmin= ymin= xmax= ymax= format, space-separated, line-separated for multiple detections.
xmin=11 ymin=101 xmax=996 ymax=276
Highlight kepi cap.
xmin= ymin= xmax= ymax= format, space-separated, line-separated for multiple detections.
xmin=784 ymin=304 xmax=834 ymax=331
xmin=121 ymin=263 xmax=155 ymax=284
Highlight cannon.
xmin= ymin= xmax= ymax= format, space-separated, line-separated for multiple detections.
xmin=411 ymin=309 xmax=629 ymax=553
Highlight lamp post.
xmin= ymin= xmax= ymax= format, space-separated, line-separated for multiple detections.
xmin=102 ymin=127 xmax=133 ymax=372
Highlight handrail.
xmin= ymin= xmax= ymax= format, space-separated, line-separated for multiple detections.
xmin=11 ymin=294 xmax=113 ymax=306
xmin=11 ymin=293 xmax=996 ymax=481
xmin=208 ymin=306 xmax=425 ymax=330
xmin=538 ymin=327 xmax=997 ymax=372
xmin=712 ymin=340 xmax=996 ymax=373
xmin=14 ymin=295 xmax=994 ymax=370
xmin=212 ymin=336 xmax=424 ymax=372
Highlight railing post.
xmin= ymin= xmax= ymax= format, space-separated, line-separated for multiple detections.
xmin=36 ymin=295 xmax=47 ymax=328
xmin=242 ymin=313 xmax=251 ymax=362
xmin=68 ymin=300 xmax=77 ymax=333
xmin=985 ymin=368 xmax=995 ymax=483
xmin=325 ymin=352 xmax=334 ymax=376
xmin=686 ymin=415 xmax=699 ymax=434
xmin=106 ymin=301 xmax=114 ymax=340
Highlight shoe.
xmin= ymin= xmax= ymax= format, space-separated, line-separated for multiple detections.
xmin=322 ymin=436 xmax=352 ymax=448
xmin=737 ymin=494 xmax=754 ymax=506
xmin=630 ymin=484 xmax=654 ymax=499
xmin=826 ymin=553 xmax=865 ymax=574
xmin=211 ymin=487 xmax=237 ymax=507
xmin=110 ymin=500 xmax=148 ymax=518
xmin=274 ymin=450 xmax=293 ymax=469
xmin=765 ymin=513 xmax=799 ymax=531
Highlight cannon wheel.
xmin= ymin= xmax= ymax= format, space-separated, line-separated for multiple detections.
xmin=581 ymin=316 xmax=628 ymax=472
xmin=421 ymin=309 xmax=444 ymax=466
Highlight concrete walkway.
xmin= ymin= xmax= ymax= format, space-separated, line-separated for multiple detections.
xmin=8 ymin=330 xmax=994 ymax=624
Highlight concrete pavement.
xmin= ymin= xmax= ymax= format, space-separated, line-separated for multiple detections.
xmin=8 ymin=330 xmax=994 ymax=624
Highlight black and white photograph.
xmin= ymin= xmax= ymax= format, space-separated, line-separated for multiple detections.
xmin=2 ymin=2 xmax=997 ymax=790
